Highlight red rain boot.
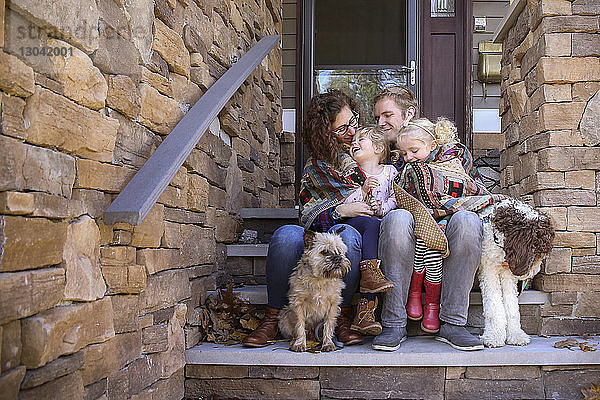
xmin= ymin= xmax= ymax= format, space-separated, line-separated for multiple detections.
xmin=406 ymin=270 xmax=425 ymax=321
xmin=421 ymin=280 xmax=441 ymax=333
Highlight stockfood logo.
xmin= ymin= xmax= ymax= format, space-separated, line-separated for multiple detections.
xmin=6 ymin=10 xmax=147 ymax=59
xmin=10 ymin=18 xmax=100 ymax=51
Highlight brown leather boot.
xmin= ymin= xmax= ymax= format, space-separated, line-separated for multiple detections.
xmin=359 ymin=259 xmax=395 ymax=293
xmin=351 ymin=297 xmax=382 ymax=336
xmin=335 ymin=306 xmax=363 ymax=345
xmin=242 ymin=306 xmax=280 ymax=347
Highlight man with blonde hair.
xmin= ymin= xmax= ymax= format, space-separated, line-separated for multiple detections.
xmin=374 ymin=86 xmax=419 ymax=145
xmin=372 ymin=86 xmax=484 ymax=352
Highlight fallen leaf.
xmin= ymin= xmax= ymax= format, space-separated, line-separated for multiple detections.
xmin=579 ymin=342 xmax=597 ymax=352
xmin=266 ymin=338 xmax=289 ymax=344
xmin=197 ymin=282 xmax=261 ymax=345
xmin=582 ymin=383 xmax=600 ymax=400
xmin=230 ymin=330 xmax=247 ymax=341
xmin=554 ymin=338 xmax=580 ymax=350
xmin=240 ymin=316 xmax=260 ymax=331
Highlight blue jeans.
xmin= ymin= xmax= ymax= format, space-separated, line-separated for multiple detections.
xmin=265 ymin=224 xmax=362 ymax=309
xmin=378 ymin=209 xmax=483 ymax=327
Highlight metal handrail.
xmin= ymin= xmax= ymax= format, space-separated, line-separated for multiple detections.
xmin=103 ymin=35 xmax=280 ymax=225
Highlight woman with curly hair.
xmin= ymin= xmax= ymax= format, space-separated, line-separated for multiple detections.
xmin=243 ymin=89 xmax=383 ymax=348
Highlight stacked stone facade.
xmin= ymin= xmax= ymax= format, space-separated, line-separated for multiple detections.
xmin=0 ymin=0 xmax=286 ymax=398
xmin=185 ymin=364 xmax=600 ymax=399
xmin=498 ymin=0 xmax=600 ymax=335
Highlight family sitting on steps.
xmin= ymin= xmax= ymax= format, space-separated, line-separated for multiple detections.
xmin=242 ymin=86 xmax=551 ymax=353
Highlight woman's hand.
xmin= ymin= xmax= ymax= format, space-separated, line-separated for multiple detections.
xmin=335 ymin=202 xmax=374 ymax=218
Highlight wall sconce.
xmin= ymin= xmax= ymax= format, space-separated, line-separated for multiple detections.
xmin=477 ymin=41 xmax=502 ymax=98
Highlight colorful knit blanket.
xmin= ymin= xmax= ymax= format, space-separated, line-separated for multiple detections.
xmin=398 ymin=143 xmax=505 ymax=224
xmin=299 ymin=152 xmax=366 ymax=229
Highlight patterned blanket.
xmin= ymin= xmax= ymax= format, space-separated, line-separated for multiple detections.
xmin=397 ymin=143 xmax=505 ymax=228
xmin=298 ymin=152 xmax=366 ymax=229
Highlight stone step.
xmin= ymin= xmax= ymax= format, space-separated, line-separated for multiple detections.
xmin=185 ymin=335 xmax=600 ymax=367
xmin=207 ymin=284 xmax=549 ymax=307
xmin=240 ymin=208 xmax=299 ymax=219
xmin=239 ymin=208 xmax=299 ymax=243
xmin=226 ymin=244 xmax=269 ymax=257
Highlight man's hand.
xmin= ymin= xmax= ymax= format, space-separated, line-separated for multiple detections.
xmin=336 ymin=202 xmax=374 ymax=218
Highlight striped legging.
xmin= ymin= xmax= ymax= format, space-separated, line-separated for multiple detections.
xmin=414 ymin=237 xmax=443 ymax=283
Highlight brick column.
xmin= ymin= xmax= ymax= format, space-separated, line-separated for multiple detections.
xmin=498 ymin=0 xmax=600 ymax=335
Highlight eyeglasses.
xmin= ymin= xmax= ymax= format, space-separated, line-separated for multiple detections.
xmin=331 ymin=111 xmax=359 ymax=136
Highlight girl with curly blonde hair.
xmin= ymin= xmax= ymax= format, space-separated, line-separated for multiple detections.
xmin=395 ymin=117 xmax=496 ymax=335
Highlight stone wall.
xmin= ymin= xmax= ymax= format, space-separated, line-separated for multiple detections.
xmin=497 ymin=0 xmax=600 ymax=335
xmin=0 ymin=0 xmax=286 ymax=398
xmin=185 ymin=364 xmax=600 ymax=399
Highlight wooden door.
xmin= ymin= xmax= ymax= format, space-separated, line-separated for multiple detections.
xmin=420 ymin=0 xmax=472 ymax=147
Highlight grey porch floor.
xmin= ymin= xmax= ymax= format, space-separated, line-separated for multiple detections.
xmin=186 ymin=335 xmax=600 ymax=367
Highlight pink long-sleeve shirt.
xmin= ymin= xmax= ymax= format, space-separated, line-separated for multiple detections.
xmin=344 ymin=165 xmax=398 ymax=216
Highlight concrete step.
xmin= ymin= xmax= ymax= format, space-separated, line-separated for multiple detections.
xmin=208 ymin=284 xmax=549 ymax=307
xmin=185 ymin=335 xmax=600 ymax=367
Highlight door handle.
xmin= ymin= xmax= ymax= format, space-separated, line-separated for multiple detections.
xmin=409 ymin=60 xmax=416 ymax=86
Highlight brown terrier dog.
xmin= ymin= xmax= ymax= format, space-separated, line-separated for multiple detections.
xmin=278 ymin=228 xmax=351 ymax=352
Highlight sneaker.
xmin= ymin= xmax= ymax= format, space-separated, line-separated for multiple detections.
xmin=435 ymin=323 xmax=484 ymax=351
xmin=351 ymin=297 xmax=382 ymax=336
xmin=372 ymin=326 xmax=407 ymax=351
xmin=359 ymin=259 xmax=395 ymax=293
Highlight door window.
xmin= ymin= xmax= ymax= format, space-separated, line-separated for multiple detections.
xmin=313 ymin=0 xmax=413 ymax=123
xmin=431 ymin=0 xmax=455 ymax=17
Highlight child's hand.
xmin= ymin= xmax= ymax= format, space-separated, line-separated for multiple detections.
xmin=368 ymin=197 xmax=383 ymax=217
xmin=362 ymin=177 xmax=379 ymax=197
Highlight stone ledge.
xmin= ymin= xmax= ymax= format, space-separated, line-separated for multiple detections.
xmin=185 ymin=335 xmax=600 ymax=367
xmin=207 ymin=285 xmax=549 ymax=307
xmin=240 ymin=208 xmax=299 ymax=219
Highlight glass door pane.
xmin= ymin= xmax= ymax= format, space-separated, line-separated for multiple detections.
xmin=313 ymin=0 xmax=413 ymax=123
xmin=314 ymin=0 xmax=407 ymax=66
xmin=314 ymin=68 xmax=409 ymax=124
xmin=431 ymin=0 xmax=455 ymax=17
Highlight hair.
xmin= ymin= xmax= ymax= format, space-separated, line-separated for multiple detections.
xmin=492 ymin=205 xmax=555 ymax=277
xmin=302 ymin=89 xmax=360 ymax=163
xmin=397 ymin=117 xmax=458 ymax=147
xmin=373 ymin=86 xmax=419 ymax=118
xmin=355 ymin=125 xmax=390 ymax=164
